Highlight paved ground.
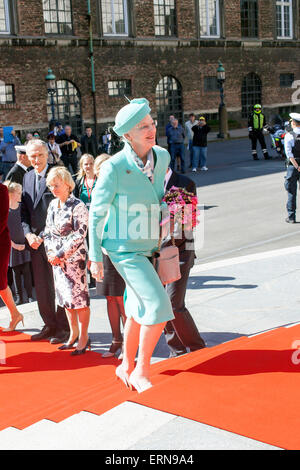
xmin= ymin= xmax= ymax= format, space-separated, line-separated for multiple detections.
xmin=1 ymin=134 xmax=299 ymax=450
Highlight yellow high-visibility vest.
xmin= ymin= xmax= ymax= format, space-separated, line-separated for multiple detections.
xmin=253 ymin=113 xmax=264 ymax=130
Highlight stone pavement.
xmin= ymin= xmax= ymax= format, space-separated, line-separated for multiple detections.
xmin=1 ymin=244 xmax=300 ymax=450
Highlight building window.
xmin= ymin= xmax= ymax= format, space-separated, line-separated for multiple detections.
xmin=276 ymin=0 xmax=293 ymax=39
xmin=47 ymin=80 xmax=82 ymax=135
xmin=155 ymin=76 xmax=183 ymax=135
xmin=43 ymin=0 xmax=73 ymax=35
xmin=0 ymin=0 xmax=10 ymax=33
xmin=101 ymin=0 xmax=129 ymax=36
xmin=154 ymin=0 xmax=177 ymax=37
xmin=204 ymin=76 xmax=219 ymax=92
xmin=198 ymin=0 xmax=220 ymax=37
xmin=240 ymin=0 xmax=258 ymax=38
xmin=0 ymin=84 xmax=14 ymax=104
xmin=108 ymin=79 xmax=131 ymax=97
xmin=241 ymin=73 xmax=262 ymax=118
xmin=280 ymin=73 xmax=294 ymax=87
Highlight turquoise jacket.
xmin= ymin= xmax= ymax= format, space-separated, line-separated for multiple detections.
xmin=89 ymin=142 xmax=170 ymax=262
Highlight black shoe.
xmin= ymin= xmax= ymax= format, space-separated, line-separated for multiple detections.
xmin=286 ymin=217 xmax=296 ymax=224
xmin=31 ymin=325 xmax=56 ymax=341
xmin=102 ymin=340 xmax=123 ymax=358
xmin=15 ymin=295 xmax=24 ymax=306
xmin=50 ymin=331 xmax=70 ymax=344
xmin=264 ymin=155 xmax=272 ymax=160
xmin=71 ymin=337 xmax=91 ymax=356
xmin=58 ymin=337 xmax=79 ymax=350
xmin=253 ymin=156 xmax=259 ymax=160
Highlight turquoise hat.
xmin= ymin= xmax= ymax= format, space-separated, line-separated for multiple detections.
xmin=113 ymin=98 xmax=151 ymax=136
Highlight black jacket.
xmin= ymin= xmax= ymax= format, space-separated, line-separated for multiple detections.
xmin=21 ymin=166 xmax=55 ymax=237
xmin=6 ymin=163 xmax=29 ymax=185
xmin=192 ymin=124 xmax=211 ymax=147
xmin=80 ymin=134 xmax=99 ymax=158
xmin=162 ymin=170 xmax=196 ymax=254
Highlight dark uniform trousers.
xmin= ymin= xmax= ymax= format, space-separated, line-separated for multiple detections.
xmin=164 ymin=249 xmax=205 ymax=356
xmin=30 ymin=243 xmax=69 ymax=332
xmin=250 ymin=131 xmax=268 ymax=158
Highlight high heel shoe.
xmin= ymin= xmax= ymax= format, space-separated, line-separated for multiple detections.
xmin=102 ymin=340 xmax=123 ymax=358
xmin=115 ymin=365 xmax=130 ymax=389
xmin=70 ymin=337 xmax=91 ymax=356
xmin=58 ymin=337 xmax=79 ymax=350
xmin=3 ymin=314 xmax=24 ymax=332
xmin=128 ymin=372 xmax=153 ymax=394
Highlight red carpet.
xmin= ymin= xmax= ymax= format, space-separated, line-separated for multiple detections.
xmin=1 ymin=325 xmax=300 ymax=449
xmin=130 ymin=325 xmax=300 ymax=450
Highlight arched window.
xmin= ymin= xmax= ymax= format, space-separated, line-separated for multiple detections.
xmin=240 ymin=0 xmax=258 ymax=38
xmin=47 ymin=80 xmax=82 ymax=136
xmin=155 ymin=76 xmax=183 ymax=136
xmin=241 ymin=73 xmax=262 ymax=118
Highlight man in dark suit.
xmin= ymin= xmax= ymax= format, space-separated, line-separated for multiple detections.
xmin=163 ymin=168 xmax=206 ymax=356
xmin=80 ymin=126 xmax=99 ymax=158
xmin=6 ymin=145 xmax=32 ymax=185
xmin=21 ymin=139 xmax=69 ymax=343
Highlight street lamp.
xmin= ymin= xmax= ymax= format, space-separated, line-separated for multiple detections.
xmin=45 ymin=68 xmax=56 ymax=125
xmin=217 ymin=61 xmax=229 ymax=139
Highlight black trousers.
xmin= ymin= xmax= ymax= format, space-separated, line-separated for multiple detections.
xmin=30 ymin=244 xmax=69 ymax=333
xmin=250 ymin=131 xmax=268 ymax=156
xmin=61 ymin=153 xmax=78 ymax=175
xmin=11 ymin=262 xmax=33 ymax=298
xmin=164 ymin=250 xmax=205 ymax=356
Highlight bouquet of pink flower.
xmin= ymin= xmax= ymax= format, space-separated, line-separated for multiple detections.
xmin=161 ymin=186 xmax=200 ymax=232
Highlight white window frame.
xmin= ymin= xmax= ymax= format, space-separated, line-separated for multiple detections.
xmin=102 ymin=0 xmax=129 ymax=37
xmin=0 ymin=0 xmax=10 ymax=34
xmin=199 ymin=0 xmax=220 ymax=38
xmin=276 ymin=0 xmax=293 ymax=39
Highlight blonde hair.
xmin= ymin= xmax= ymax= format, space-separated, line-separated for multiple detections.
xmin=3 ymin=180 xmax=22 ymax=194
xmin=94 ymin=153 xmax=111 ymax=177
xmin=46 ymin=166 xmax=75 ymax=193
xmin=76 ymin=153 xmax=95 ymax=180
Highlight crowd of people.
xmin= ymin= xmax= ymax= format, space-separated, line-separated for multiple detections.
xmin=166 ymin=113 xmax=211 ymax=174
xmin=0 ymin=99 xmax=206 ymax=393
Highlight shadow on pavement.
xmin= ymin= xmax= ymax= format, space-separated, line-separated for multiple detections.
xmin=187 ymin=275 xmax=258 ymax=290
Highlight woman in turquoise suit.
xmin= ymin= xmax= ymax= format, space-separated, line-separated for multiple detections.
xmin=89 ymin=98 xmax=174 ymax=393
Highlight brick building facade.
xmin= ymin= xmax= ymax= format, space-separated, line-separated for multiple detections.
xmin=0 ymin=0 xmax=299 ymax=138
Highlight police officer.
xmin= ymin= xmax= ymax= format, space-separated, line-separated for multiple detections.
xmin=284 ymin=113 xmax=300 ymax=223
xmin=248 ymin=104 xmax=271 ymax=160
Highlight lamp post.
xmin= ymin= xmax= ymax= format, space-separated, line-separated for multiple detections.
xmin=45 ymin=68 xmax=56 ymax=126
xmin=217 ymin=61 xmax=229 ymax=139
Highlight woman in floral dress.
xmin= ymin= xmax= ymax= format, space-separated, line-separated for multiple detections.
xmin=43 ymin=166 xmax=90 ymax=355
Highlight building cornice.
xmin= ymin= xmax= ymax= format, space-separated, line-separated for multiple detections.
xmin=0 ymin=36 xmax=299 ymax=49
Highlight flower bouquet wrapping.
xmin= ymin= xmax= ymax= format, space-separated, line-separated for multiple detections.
xmin=161 ymin=186 xmax=200 ymax=234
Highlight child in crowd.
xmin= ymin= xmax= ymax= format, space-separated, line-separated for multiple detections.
xmin=4 ymin=181 xmax=34 ymax=305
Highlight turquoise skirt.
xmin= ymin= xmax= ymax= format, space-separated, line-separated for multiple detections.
xmin=106 ymin=250 xmax=175 ymax=326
